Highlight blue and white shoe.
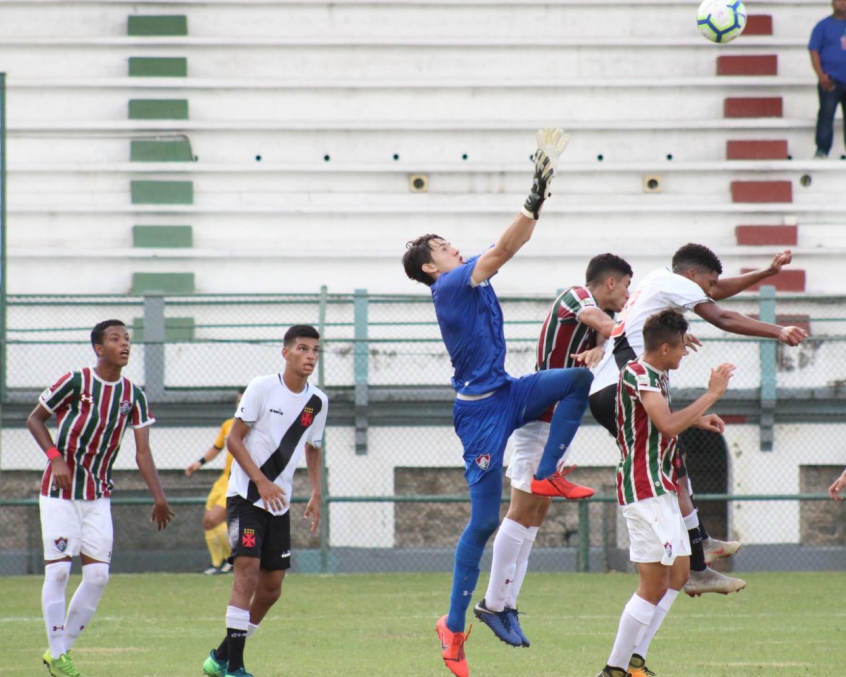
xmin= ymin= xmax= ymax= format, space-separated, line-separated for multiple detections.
xmin=473 ymin=599 xmax=522 ymax=647
xmin=505 ymin=607 xmax=530 ymax=647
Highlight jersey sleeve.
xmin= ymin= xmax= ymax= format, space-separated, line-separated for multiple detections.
xmin=38 ymin=371 xmax=78 ymax=414
xmin=130 ymin=387 xmax=155 ymax=429
xmin=561 ymin=286 xmax=598 ymax=319
xmin=663 ymin=274 xmax=711 ymax=310
xmin=306 ymin=394 xmax=328 ymax=448
xmin=236 ymin=377 xmax=265 ymax=426
xmin=808 ymin=20 xmax=825 ymax=51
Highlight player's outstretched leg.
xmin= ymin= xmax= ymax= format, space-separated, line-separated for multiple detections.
xmin=519 ymin=370 xmax=595 ymax=499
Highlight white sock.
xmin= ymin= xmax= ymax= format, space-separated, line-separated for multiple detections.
xmin=634 ymin=589 xmax=678 ymax=659
xmin=64 ymin=563 xmax=109 ymax=652
xmin=484 ymin=519 xmax=530 ymax=612
xmin=226 ymin=605 xmax=250 ymax=631
xmin=607 ymin=594 xmax=657 ymax=670
xmin=42 ymin=562 xmax=72 ymax=659
xmin=683 ymin=509 xmax=699 ymax=529
xmin=505 ymin=526 xmax=538 ymax=609
xmin=246 ymin=622 xmax=259 ymax=639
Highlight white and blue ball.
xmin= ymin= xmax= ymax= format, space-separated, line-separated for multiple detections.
xmin=697 ymin=0 xmax=747 ymax=44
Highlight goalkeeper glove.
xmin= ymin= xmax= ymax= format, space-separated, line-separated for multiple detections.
xmin=522 ymin=126 xmax=570 ymax=220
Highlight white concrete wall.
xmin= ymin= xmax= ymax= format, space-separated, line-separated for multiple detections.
xmin=2 ymin=1 xmax=844 ymax=296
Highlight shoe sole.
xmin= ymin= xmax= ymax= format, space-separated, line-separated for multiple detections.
xmin=529 ymin=483 xmax=595 ymax=500
xmin=685 ymin=582 xmax=747 ymax=598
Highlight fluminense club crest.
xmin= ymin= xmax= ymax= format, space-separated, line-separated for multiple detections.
xmin=54 ymin=537 xmax=68 ymax=553
xmin=119 ymin=400 xmax=132 ymax=415
xmin=475 ymin=454 xmax=491 ymax=471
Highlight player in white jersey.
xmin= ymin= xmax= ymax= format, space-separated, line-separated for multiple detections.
xmin=588 ymin=243 xmax=807 ymax=597
xmin=202 ymin=325 xmax=328 ymax=677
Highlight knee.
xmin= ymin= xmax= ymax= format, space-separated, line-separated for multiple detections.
xmin=45 ymin=561 xmax=71 ymax=584
xmin=83 ymin=563 xmax=110 ymax=589
xmin=571 ymin=368 xmax=594 ymax=394
xmin=469 ymin=513 xmax=500 ymax=542
xmin=256 ymin=583 xmax=282 ymax=607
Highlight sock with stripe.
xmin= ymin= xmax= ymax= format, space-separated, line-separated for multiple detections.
xmin=225 ymin=606 xmax=250 ymax=673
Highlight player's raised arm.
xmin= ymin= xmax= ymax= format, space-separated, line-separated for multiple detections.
xmin=471 ymin=127 xmax=569 ymax=285
xmin=694 ymin=301 xmax=808 ymax=346
xmin=640 ymin=363 xmax=735 ymax=438
xmin=710 ymin=250 xmax=793 ymax=301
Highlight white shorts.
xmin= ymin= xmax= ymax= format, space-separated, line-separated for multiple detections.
xmin=506 ymin=420 xmax=550 ymax=493
xmin=39 ymin=495 xmax=113 ymax=563
xmin=622 ymin=492 xmax=690 ymax=566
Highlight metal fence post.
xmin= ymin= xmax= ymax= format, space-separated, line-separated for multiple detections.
xmin=759 ymin=285 xmax=777 ymax=451
xmin=354 ymin=288 xmax=369 ymax=455
xmin=578 ymin=500 xmax=590 ymax=572
xmin=143 ymin=294 xmax=166 ymax=401
xmin=317 ymin=285 xmax=330 ymax=573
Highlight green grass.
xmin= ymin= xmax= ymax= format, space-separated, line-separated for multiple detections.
xmin=2 ymin=572 xmax=843 ymax=677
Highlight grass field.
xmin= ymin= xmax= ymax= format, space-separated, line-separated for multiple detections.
xmin=2 ymin=571 xmax=842 ymax=677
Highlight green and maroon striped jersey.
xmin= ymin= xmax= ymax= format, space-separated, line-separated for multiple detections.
xmin=534 ymin=286 xmax=598 ymax=422
xmin=39 ymin=367 xmax=154 ymax=500
xmin=614 ymin=359 xmax=679 ymax=505
xmin=537 ymin=286 xmax=598 ymax=371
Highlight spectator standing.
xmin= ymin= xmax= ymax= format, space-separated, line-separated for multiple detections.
xmin=809 ymin=0 xmax=846 ymax=158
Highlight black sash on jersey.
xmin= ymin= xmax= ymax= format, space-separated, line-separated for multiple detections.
xmin=246 ymin=393 xmax=323 ymax=503
xmin=613 ymin=335 xmax=637 ymax=370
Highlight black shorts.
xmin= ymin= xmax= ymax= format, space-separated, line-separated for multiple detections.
xmin=588 ymin=383 xmax=617 ymax=438
xmin=226 ymin=494 xmax=292 ymax=571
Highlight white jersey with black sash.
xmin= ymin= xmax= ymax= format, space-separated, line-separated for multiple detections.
xmin=228 ymin=373 xmax=328 ymax=516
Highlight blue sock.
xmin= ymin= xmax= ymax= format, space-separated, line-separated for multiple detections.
xmin=534 ymin=373 xmax=592 ymax=479
xmin=446 ymin=488 xmax=501 ymax=632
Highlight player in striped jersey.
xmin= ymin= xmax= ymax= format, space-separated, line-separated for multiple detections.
xmin=27 ymin=319 xmax=174 ymax=677
xmin=185 ymin=388 xmax=245 ymax=575
xmin=589 ymin=243 xmax=807 ymax=596
xmin=598 ymin=310 xmax=735 ymax=677
xmin=475 ymin=253 xmax=632 ymax=647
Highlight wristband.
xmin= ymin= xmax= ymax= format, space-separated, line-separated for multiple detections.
xmin=198 ymin=457 xmax=207 ymax=466
xmin=46 ymin=446 xmax=61 ymax=461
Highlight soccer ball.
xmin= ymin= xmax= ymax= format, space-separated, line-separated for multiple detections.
xmin=697 ymin=0 xmax=747 ymax=44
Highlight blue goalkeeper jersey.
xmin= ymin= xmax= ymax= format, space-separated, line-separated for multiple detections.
xmin=431 ymin=254 xmax=509 ymax=396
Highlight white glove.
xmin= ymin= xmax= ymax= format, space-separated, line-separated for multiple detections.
xmin=522 ymin=126 xmax=570 ymax=220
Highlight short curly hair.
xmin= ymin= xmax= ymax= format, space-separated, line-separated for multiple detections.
xmin=672 ymin=243 xmax=723 ymax=275
xmin=643 ymin=309 xmax=689 ymax=352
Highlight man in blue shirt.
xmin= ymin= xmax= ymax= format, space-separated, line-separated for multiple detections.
xmin=809 ymin=0 xmax=846 ymax=158
xmin=402 ymin=128 xmax=594 ymax=677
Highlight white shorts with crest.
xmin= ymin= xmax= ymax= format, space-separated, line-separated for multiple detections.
xmin=622 ymin=492 xmax=690 ymax=566
xmin=39 ymin=495 xmax=113 ymax=563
